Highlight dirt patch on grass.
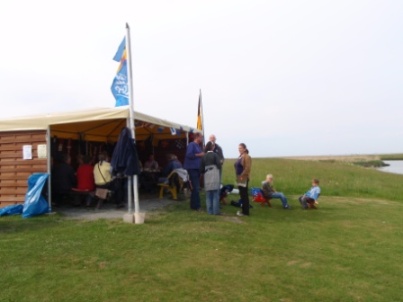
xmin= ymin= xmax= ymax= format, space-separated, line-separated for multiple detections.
xmin=287 ymin=260 xmax=299 ymax=266
xmin=222 ymin=216 xmax=244 ymax=224
xmin=300 ymin=262 xmax=312 ymax=268
xmin=326 ymin=196 xmax=396 ymax=206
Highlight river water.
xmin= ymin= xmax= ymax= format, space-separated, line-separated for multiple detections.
xmin=378 ymin=160 xmax=403 ymax=175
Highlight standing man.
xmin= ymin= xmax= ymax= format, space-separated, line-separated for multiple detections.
xmin=209 ymin=134 xmax=224 ymax=164
xmin=184 ymin=133 xmax=205 ymax=211
xmin=209 ymin=134 xmax=224 ymax=179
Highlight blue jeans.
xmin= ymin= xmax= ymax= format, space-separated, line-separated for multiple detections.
xmin=206 ymin=190 xmax=220 ymax=215
xmin=187 ymin=169 xmax=201 ymax=210
xmin=271 ymin=192 xmax=289 ymax=208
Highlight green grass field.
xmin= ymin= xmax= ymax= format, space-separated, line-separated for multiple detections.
xmin=1 ymin=158 xmax=403 ymax=302
xmin=221 ymin=157 xmax=403 ymax=201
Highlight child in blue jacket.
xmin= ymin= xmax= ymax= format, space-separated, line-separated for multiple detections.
xmin=299 ymin=179 xmax=321 ymax=209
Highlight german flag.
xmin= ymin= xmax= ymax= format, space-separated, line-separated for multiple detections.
xmin=196 ymin=90 xmax=203 ymax=131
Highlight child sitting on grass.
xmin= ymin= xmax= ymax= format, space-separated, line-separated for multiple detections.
xmin=261 ymin=174 xmax=290 ymax=209
xmin=299 ymin=178 xmax=321 ymax=209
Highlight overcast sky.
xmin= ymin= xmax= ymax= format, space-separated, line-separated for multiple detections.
xmin=0 ymin=0 xmax=402 ymax=158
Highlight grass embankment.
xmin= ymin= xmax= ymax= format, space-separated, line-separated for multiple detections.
xmin=221 ymin=157 xmax=403 ymax=201
xmin=380 ymin=153 xmax=403 ymax=160
xmin=1 ymin=157 xmax=403 ymax=301
xmin=352 ymin=160 xmax=388 ymax=168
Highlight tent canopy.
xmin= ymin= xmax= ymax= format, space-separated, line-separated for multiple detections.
xmin=0 ymin=107 xmax=197 ymax=142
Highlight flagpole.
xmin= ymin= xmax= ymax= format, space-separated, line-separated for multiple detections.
xmin=200 ymin=89 xmax=205 ymax=145
xmin=126 ymin=119 xmax=133 ymax=214
xmin=125 ymin=22 xmax=142 ymax=223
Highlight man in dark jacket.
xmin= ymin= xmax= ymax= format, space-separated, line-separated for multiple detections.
xmin=209 ymin=134 xmax=224 ymax=164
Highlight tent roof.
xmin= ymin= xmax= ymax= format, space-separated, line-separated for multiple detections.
xmin=0 ymin=107 xmax=197 ymax=142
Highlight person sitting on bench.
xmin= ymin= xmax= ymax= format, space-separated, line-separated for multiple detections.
xmin=299 ymin=178 xmax=321 ymax=209
xmin=261 ymin=174 xmax=290 ymax=209
xmin=93 ymin=152 xmax=124 ymax=208
xmin=73 ymin=154 xmax=95 ymax=206
xmin=158 ymin=154 xmax=183 ymax=191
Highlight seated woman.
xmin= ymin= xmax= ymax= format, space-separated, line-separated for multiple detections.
xmin=93 ymin=152 xmax=124 ymax=209
xmin=76 ymin=155 xmax=95 ymax=191
xmin=73 ymin=155 xmax=95 ymax=206
xmin=261 ymin=174 xmax=290 ymax=209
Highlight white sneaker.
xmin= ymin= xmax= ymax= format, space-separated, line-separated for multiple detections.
xmin=236 ymin=211 xmax=244 ymax=217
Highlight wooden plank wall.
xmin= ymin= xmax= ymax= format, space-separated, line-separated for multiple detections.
xmin=0 ymin=131 xmax=47 ymax=206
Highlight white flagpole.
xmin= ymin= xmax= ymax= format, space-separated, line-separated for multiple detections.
xmin=200 ymin=89 xmax=205 ymax=145
xmin=125 ymin=22 xmax=142 ymax=223
xmin=126 ymin=119 xmax=133 ymax=213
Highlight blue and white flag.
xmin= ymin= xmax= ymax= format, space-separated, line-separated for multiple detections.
xmin=111 ymin=38 xmax=129 ymax=107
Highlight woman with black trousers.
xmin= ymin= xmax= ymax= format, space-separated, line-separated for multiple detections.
xmin=234 ymin=143 xmax=252 ymax=216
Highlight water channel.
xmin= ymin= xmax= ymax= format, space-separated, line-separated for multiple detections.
xmin=378 ymin=160 xmax=403 ymax=175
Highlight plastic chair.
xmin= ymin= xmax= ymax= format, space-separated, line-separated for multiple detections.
xmin=158 ymin=171 xmax=183 ymax=200
xmin=251 ymin=188 xmax=272 ymax=207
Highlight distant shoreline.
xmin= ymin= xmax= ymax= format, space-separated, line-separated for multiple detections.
xmin=271 ymin=153 xmax=403 ymax=162
xmin=226 ymin=154 xmax=403 ymax=162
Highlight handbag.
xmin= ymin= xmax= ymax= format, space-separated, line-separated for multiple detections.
xmin=95 ymin=188 xmax=109 ymax=199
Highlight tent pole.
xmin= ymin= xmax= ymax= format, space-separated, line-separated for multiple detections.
xmin=126 ymin=23 xmax=141 ymax=221
xmin=46 ymin=126 xmax=52 ymax=213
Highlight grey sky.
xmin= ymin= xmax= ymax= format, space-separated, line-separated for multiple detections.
xmin=0 ymin=0 xmax=402 ymax=158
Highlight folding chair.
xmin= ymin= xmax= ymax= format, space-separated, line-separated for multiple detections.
xmin=158 ymin=171 xmax=183 ymax=200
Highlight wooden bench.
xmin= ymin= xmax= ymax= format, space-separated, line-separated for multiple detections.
xmin=71 ymin=188 xmax=95 ymax=207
